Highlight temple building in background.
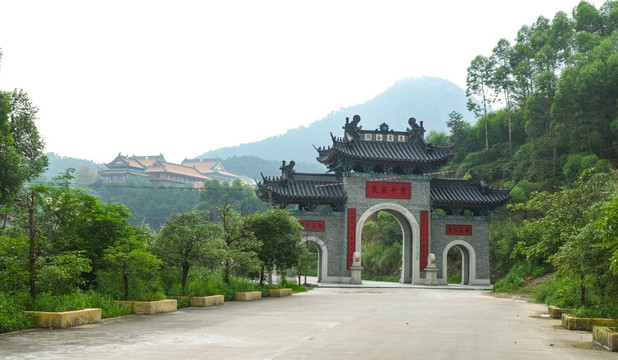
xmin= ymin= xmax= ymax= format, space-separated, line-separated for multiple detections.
xmin=100 ymin=154 xmax=242 ymax=187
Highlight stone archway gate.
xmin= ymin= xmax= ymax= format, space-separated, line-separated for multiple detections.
xmin=257 ymin=115 xmax=511 ymax=285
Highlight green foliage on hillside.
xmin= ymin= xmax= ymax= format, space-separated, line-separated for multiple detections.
xmin=41 ymin=153 xmax=103 ymax=183
xmin=443 ymin=1 xmax=618 ymax=187
xmin=470 ymin=1 xmax=618 ymax=316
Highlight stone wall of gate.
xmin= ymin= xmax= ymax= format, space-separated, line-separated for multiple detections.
xmin=343 ymin=173 xmax=432 ymax=284
xmin=293 ymin=174 xmax=493 ymax=285
xmin=430 ymin=217 xmax=490 ymax=285
xmin=296 ymin=212 xmax=347 ymax=282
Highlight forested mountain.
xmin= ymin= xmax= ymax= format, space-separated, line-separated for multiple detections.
xmin=200 ymin=77 xmax=475 ymax=168
xmin=454 ymin=1 xmax=618 ymax=316
xmin=41 ymin=152 xmax=103 ymax=183
xmin=439 ymin=0 xmax=617 ymax=188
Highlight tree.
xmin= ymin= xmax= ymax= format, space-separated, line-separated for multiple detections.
xmin=574 ymin=1 xmax=603 ymax=34
xmin=6 ymin=89 xmax=47 ymax=182
xmin=216 ymin=205 xmax=260 ymax=284
xmin=195 ymin=178 xmax=266 ymax=218
xmin=425 ymin=130 xmax=450 ymax=146
xmin=11 ymin=170 xmax=137 ymax=294
xmin=248 ymin=208 xmax=303 ymax=285
xmin=154 ymin=211 xmax=222 ymax=295
xmin=446 ymin=111 xmax=471 ymax=162
xmin=101 ymin=230 xmax=163 ymax=301
xmin=466 ymin=55 xmax=494 ymax=151
xmin=491 ymin=39 xmax=514 ymax=151
xmin=513 ymin=170 xmax=615 ymax=304
xmin=0 ymin=95 xmax=28 ymax=210
xmin=596 ymin=191 xmax=618 ymax=275
xmin=0 ymin=89 xmax=47 ymax=210
xmin=95 ymin=176 xmax=200 ymax=230
xmin=75 ymin=165 xmax=99 ymax=185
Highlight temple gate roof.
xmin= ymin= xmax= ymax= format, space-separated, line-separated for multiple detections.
xmin=315 ymin=115 xmax=453 ymax=174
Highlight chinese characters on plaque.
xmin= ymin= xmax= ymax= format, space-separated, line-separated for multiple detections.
xmin=365 ymin=181 xmax=411 ymax=199
xmin=299 ymin=220 xmax=325 ymax=232
xmin=420 ymin=210 xmax=428 ymax=271
xmin=347 ymin=209 xmax=356 ymax=269
xmin=446 ymin=224 xmax=472 ymax=236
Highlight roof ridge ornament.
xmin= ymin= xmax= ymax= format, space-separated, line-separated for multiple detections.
xmin=343 ymin=115 xmax=362 ymax=142
xmin=377 ymin=123 xmax=391 ymax=132
xmin=469 ymin=168 xmax=489 ymax=193
xmin=407 ymin=117 xmax=426 ymax=144
xmin=280 ymin=160 xmax=296 ymax=183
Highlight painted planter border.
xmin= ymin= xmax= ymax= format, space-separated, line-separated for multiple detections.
xmin=593 ymin=326 xmax=618 ymax=352
xmin=562 ymin=314 xmax=618 ymax=331
xmin=28 ymin=308 xmax=101 ymax=329
xmin=235 ymin=291 xmax=262 ymax=301
xmin=189 ymin=295 xmax=224 ymax=307
xmin=547 ymin=305 xmax=570 ymax=319
xmin=268 ymin=288 xmax=293 ymax=297
xmin=117 ymin=299 xmax=177 ymax=315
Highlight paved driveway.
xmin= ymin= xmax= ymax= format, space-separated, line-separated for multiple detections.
xmin=0 ymin=287 xmax=614 ymax=360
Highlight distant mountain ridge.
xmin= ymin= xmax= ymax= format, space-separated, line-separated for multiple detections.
xmin=200 ymin=77 xmax=474 ymax=170
xmin=44 ymin=77 xmax=474 ymax=181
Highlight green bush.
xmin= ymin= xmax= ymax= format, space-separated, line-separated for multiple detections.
xmin=160 ymin=267 xmax=183 ymax=297
xmin=447 ymin=274 xmax=462 ymax=284
xmin=493 ymin=269 xmax=527 ymax=292
xmin=284 ymin=283 xmax=307 ymax=293
xmin=176 ymin=298 xmax=190 ymax=309
xmin=225 ymin=276 xmax=261 ymax=300
xmin=187 ymin=268 xmax=226 ymax=297
xmin=493 ymin=261 xmax=548 ymax=292
xmin=534 ymin=276 xmax=579 ymax=308
xmin=97 ymin=268 xmax=165 ymax=301
xmin=0 ymin=292 xmax=37 ymax=333
xmin=28 ymin=292 xmax=88 ymax=312
xmin=79 ymin=291 xmax=133 ymax=318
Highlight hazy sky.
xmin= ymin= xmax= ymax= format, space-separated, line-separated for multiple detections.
xmin=0 ymin=0 xmax=605 ymax=164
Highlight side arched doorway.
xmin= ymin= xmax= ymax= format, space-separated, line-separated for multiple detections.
xmin=356 ymin=203 xmax=420 ymax=284
xmin=300 ymin=235 xmax=328 ymax=283
xmin=441 ymin=240 xmax=476 ymax=285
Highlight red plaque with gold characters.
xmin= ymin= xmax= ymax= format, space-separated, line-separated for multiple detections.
xmin=347 ymin=209 xmax=356 ymax=269
xmin=365 ymin=181 xmax=411 ymax=199
xmin=446 ymin=224 xmax=472 ymax=236
xmin=299 ymin=220 xmax=325 ymax=232
xmin=420 ymin=210 xmax=429 ymax=271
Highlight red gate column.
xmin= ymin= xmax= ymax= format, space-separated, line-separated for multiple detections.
xmin=347 ymin=208 xmax=356 ymax=269
xmin=420 ymin=210 xmax=429 ymax=271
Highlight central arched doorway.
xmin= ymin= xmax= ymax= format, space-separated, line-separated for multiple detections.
xmin=356 ymin=203 xmax=420 ymax=284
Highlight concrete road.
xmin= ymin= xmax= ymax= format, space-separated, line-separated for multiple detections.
xmin=0 ymin=287 xmax=614 ymax=360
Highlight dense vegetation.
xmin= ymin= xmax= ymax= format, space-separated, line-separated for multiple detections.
xmin=0 ymin=58 xmax=304 ymax=333
xmin=426 ymin=1 xmax=618 ymax=316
